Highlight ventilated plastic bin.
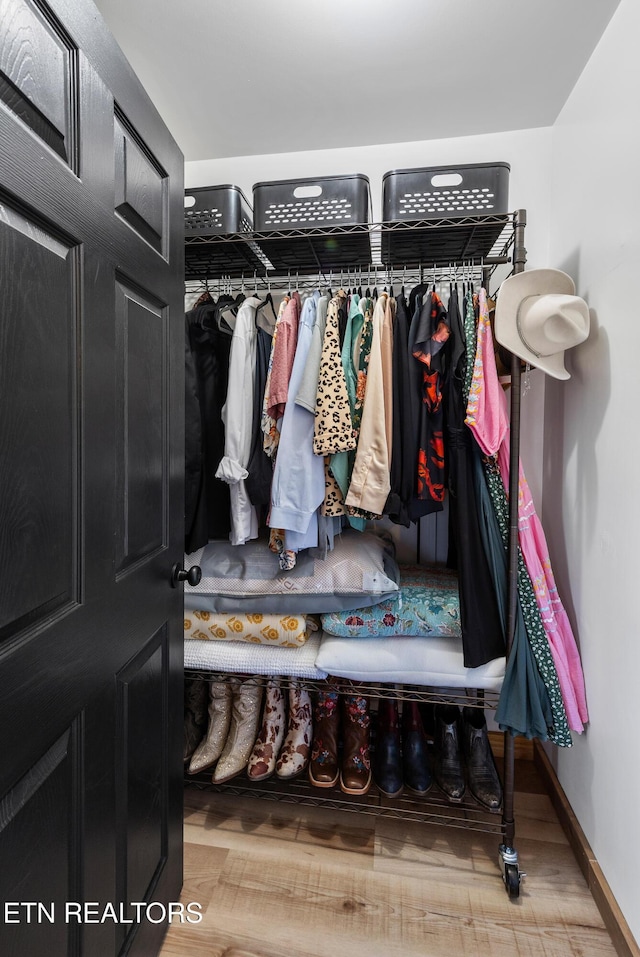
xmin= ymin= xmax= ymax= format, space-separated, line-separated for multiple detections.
xmin=382 ymin=163 xmax=510 ymax=221
xmin=253 ymin=174 xmax=371 ymax=231
xmin=184 ymin=185 xmax=253 ymax=235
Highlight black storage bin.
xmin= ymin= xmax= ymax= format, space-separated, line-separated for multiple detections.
xmin=253 ymin=174 xmax=371 ymax=231
xmin=184 ymin=184 xmax=253 ymax=235
xmin=382 ymin=163 xmax=510 ymax=222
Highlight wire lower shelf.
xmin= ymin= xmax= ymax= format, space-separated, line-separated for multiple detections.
xmin=184 ymin=768 xmax=505 ymax=835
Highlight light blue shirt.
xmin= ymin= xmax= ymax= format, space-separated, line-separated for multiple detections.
xmin=269 ymin=292 xmax=325 ymax=550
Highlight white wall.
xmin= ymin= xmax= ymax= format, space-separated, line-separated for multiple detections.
xmin=186 ymin=125 xmax=552 ymax=502
xmin=545 ymin=0 xmax=640 ymax=943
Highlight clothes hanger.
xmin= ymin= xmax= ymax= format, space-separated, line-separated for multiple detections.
xmin=216 ymin=277 xmax=237 ymax=334
xmin=252 ymin=275 xmax=278 ymax=333
xmin=192 ymin=277 xmax=213 ymax=309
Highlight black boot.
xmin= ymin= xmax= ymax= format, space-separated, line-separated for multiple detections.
xmin=402 ymin=701 xmax=432 ymax=795
xmin=433 ymin=704 xmax=465 ymax=802
xmin=462 ymin=707 xmax=503 ymax=810
xmin=372 ymin=699 xmax=403 ymax=797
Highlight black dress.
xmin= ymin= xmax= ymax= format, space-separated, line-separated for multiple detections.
xmin=245 ymin=325 xmax=274 ymax=515
xmin=384 ymin=294 xmax=415 ymax=527
xmin=185 ymin=300 xmax=233 ymax=551
xmin=444 ymin=288 xmax=505 ymax=668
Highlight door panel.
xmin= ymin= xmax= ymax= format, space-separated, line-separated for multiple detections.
xmin=0 ymin=0 xmax=185 ymax=954
xmin=116 ymin=628 xmax=169 ymax=948
xmin=0 ymin=203 xmax=79 ymax=640
xmin=115 ymin=280 xmax=168 ymax=575
xmin=114 ymin=112 xmax=166 ymax=253
xmin=0 ymin=0 xmax=77 ymax=164
xmin=0 ymin=723 xmax=82 ymax=957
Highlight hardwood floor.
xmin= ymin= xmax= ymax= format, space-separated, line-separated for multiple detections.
xmin=160 ymin=760 xmax=617 ymax=957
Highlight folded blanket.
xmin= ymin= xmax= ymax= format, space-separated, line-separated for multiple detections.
xmin=184 ymin=631 xmax=328 ymax=679
xmin=184 ymin=610 xmax=316 ymax=647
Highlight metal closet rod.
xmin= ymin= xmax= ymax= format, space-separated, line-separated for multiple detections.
xmin=186 ymin=263 xmax=495 ymax=294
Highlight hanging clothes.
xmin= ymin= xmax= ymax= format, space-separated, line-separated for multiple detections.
xmin=351 ymin=295 xmax=374 ymax=450
xmin=329 ymin=293 xmax=366 ymax=531
xmin=245 ymin=323 xmax=274 ymax=514
xmin=466 ymin=290 xmax=588 ymax=733
xmin=381 ymin=294 xmax=395 ymax=467
xmin=384 ymin=293 xmax=414 ymax=527
xmin=264 ymin=291 xmax=301 ymax=424
xmin=314 ymin=292 xmax=356 ymax=517
xmin=463 ymin=289 xmax=572 ymax=747
xmin=185 ymin=313 xmax=203 ymax=550
xmin=261 ymin=295 xmax=290 ymax=457
xmin=438 ymin=286 xmax=553 ymax=736
xmin=406 ymin=286 xmax=444 ymax=521
xmin=215 ymin=296 xmax=263 ymax=546
xmin=471 ymin=439 xmax=554 ymax=740
xmin=345 ymin=293 xmax=391 ymax=516
xmin=185 ymin=298 xmax=232 ymax=550
xmin=313 ymin=291 xmax=356 ymax=456
xmin=443 ymin=287 xmax=506 ymax=668
xmin=270 ymin=293 xmax=325 ymax=564
xmin=341 ymin=295 xmax=375 ymax=523
xmin=411 ymin=289 xmax=449 ymax=505
xmin=295 ymin=294 xmax=330 ymax=414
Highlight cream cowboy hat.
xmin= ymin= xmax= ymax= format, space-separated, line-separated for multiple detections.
xmin=494 ymin=268 xmax=590 ymax=380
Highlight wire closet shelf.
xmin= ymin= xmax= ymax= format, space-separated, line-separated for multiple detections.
xmin=184 ymin=211 xmax=517 ymax=281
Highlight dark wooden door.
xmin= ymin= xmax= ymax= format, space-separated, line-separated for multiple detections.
xmin=0 ymin=0 xmax=185 ymax=953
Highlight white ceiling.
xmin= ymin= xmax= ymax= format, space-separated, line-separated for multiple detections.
xmin=93 ymin=0 xmax=620 ymax=162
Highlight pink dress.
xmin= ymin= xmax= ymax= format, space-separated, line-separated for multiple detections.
xmin=465 ymin=289 xmax=588 ymax=733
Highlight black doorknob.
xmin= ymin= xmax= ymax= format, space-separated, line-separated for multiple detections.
xmin=171 ymin=563 xmax=202 ymax=588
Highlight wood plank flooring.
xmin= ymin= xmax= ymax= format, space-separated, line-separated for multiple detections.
xmin=160 ymin=760 xmax=617 ymax=957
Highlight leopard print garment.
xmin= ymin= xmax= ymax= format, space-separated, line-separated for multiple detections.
xmin=321 ymin=458 xmax=347 ymax=517
xmin=313 ymin=294 xmax=357 ymax=456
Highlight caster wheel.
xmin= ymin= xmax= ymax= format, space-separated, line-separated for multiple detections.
xmin=505 ymin=862 xmax=520 ymax=899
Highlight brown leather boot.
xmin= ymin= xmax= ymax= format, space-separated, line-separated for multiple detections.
xmin=340 ymin=695 xmax=371 ymax=795
xmin=309 ymin=690 xmax=340 ymax=788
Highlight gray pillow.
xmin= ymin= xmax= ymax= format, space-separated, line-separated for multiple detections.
xmin=184 ymin=530 xmax=400 ymax=614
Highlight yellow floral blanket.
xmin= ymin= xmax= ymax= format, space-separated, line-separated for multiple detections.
xmin=184 ymin=611 xmax=315 ymax=647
